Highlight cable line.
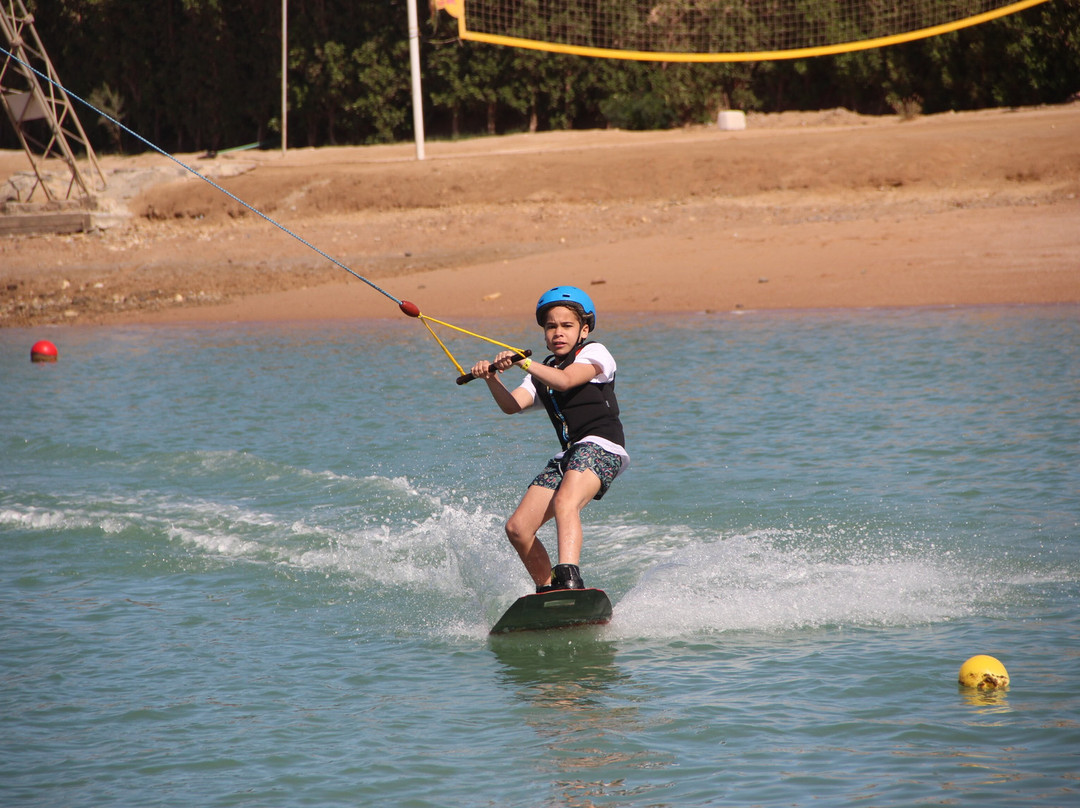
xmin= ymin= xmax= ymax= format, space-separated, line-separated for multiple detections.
xmin=1 ymin=44 xmax=528 ymax=381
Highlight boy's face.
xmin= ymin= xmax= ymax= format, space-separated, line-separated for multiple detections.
xmin=543 ymin=305 xmax=589 ymax=357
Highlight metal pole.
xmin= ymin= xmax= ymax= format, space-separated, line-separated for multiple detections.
xmin=407 ymin=0 xmax=425 ymax=161
xmin=281 ymin=0 xmax=287 ymax=154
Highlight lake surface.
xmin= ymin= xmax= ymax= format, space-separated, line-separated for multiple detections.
xmin=2 ymin=305 xmax=1078 ymax=806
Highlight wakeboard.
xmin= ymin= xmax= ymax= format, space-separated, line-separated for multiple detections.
xmin=490 ymin=588 xmax=612 ymax=634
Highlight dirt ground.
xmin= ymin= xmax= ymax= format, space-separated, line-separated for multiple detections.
xmin=2 ymin=104 xmax=1078 ymax=329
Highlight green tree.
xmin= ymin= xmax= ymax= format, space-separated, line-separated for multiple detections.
xmin=13 ymin=0 xmax=1079 ymax=153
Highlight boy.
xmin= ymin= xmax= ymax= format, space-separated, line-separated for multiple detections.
xmin=470 ymin=286 xmax=628 ymax=592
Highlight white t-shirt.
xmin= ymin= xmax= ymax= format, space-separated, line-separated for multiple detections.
xmin=516 ymin=342 xmax=629 ymax=464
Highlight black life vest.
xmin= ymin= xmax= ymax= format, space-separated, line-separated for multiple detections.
xmin=535 ymin=341 xmax=625 ymax=451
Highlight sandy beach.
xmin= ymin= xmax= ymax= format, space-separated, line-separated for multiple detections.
xmin=2 ymin=103 xmax=1078 ymax=328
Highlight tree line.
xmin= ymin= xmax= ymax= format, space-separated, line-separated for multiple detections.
xmin=9 ymin=0 xmax=1079 ymax=155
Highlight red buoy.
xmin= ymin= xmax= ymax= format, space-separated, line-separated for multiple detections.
xmin=399 ymin=300 xmax=421 ymax=318
xmin=31 ymin=339 xmax=58 ymax=363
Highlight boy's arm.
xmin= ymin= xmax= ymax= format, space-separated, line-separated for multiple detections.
xmin=525 ymin=357 xmax=599 ymax=392
xmin=472 ymin=345 xmax=602 ymax=410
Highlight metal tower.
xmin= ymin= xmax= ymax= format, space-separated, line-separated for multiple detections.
xmin=1 ymin=0 xmax=106 ymax=203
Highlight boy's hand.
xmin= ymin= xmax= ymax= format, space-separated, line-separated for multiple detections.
xmin=491 ymin=351 xmax=518 ymax=371
xmin=472 ymin=351 xmax=514 ymax=379
xmin=459 ymin=350 xmax=531 ymax=386
xmin=469 ymin=359 xmax=495 ymax=379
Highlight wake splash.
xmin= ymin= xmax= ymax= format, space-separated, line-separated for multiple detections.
xmin=0 ymin=449 xmax=1029 ymax=642
xmin=605 ymin=530 xmax=987 ymax=639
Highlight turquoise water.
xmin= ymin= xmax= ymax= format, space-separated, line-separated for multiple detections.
xmin=2 ymin=306 xmax=1078 ymax=807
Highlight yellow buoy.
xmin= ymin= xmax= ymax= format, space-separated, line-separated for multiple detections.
xmin=958 ymin=655 xmax=1010 ymax=690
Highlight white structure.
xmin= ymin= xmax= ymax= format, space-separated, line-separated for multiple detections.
xmin=717 ymin=110 xmax=747 ymax=131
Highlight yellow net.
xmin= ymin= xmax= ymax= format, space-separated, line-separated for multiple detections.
xmin=435 ymin=0 xmax=1051 ymax=62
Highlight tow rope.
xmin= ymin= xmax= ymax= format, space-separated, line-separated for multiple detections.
xmin=1 ymin=45 xmax=528 ymax=384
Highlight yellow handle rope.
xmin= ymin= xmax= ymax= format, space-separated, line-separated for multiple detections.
xmin=418 ymin=312 xmax=527 ymax=375
xmin=419 ymin=318 xmax=466 ymax=376
xmin=398 ymin=300 xmax=528 ymax=379
xmin=419 ymin=313 xmax=525 ymax=353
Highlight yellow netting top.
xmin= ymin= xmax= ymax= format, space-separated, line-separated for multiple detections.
xmin=436 ymin=0 xmax=1050 ymax=62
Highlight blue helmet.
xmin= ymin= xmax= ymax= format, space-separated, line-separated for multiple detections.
xmin=535 ymin=286 xmax=596 ymax=331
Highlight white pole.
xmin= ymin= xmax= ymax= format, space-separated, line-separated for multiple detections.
xmin=407 ymin=0 xmax=426 ymax=160
xmin=281 ymin=0 xmax=288 ymax=154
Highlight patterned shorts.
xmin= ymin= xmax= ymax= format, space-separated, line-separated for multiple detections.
xmin=530 ymin=441 xmax=624 ymax=501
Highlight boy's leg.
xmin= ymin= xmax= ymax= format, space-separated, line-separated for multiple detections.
xmin=551 ymin=469 xmax=602 ymax=566
xmin=505 ymin=484 xmax=557 ymax=587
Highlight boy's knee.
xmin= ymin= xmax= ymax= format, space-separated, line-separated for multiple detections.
xmin=504 ymin=517 xmax=527 ymax=547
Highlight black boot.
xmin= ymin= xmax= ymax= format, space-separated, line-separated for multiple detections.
xmin=551 ymin=563 xmax=586 ymax=590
